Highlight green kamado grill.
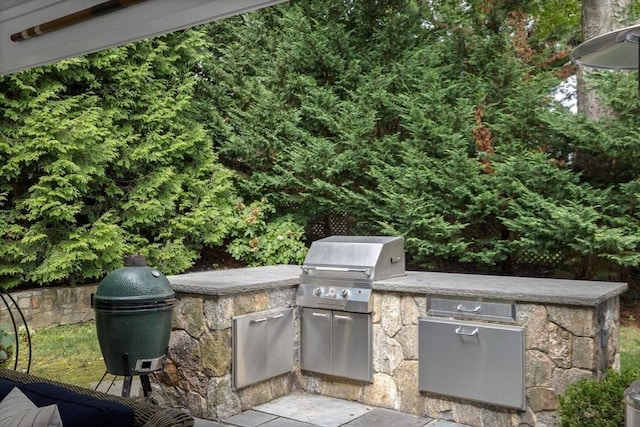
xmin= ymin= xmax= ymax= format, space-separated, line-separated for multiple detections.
xmin=93 ymin=255 xmax=176 ymax=397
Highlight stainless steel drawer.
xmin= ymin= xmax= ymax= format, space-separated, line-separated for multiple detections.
xmin=418 ymin=317 xmax=525 ymax=410
xmin=427 ymin=296 xmax=516 ymax=322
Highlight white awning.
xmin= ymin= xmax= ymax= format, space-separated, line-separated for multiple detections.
xmin=0 ymin=0 xmax=287 ymax=75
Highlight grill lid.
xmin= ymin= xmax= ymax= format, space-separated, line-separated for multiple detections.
xmin=301 ymin=235 xmax=405 ymax=282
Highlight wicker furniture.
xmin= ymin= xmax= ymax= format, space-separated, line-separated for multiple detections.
xmin=0 ymin=368 xmax=194 ymax=427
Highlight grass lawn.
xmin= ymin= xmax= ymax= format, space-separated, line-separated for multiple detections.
xmin=19 ymin=320 xmax=640 ymax=388
xmin=28 ymin=321 xmax=109 ymax=388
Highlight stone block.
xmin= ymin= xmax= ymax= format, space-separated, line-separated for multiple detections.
xmin=204 ymin=296 xmax=233 ymax=331
xmin=526 ymin=387 xmax=558 ymax=412
xmin=547 ymin=305 xmax=595 ymax=337
xmin=268 ymin=286 xmax=296 ymax=309
xmin=380 ymin=293 xmax=402 ymax=337
xmin=547 ymin=323 xmax=573 ymax=369
xmin=525 ymin=350 xmax=554 ymax=387
xmin=395 ymin=325 xmax=419 ymax=360
xmin=395 ymin=361 xmax=421 ymax=414
xmin=572 ymin=336 xmax=595 ymax=370
xmin=233 ymin=292 xmax=269 ymax=316
xmin=200 ymin=329 xmax=232 ymax=376
xmin=320 ymin=377 xmax=362 ymax=401
xmin=362 ymin=373 xmax=397 ymax=409
xmin=400 ymin=296 xmax=421 ymax=325
xmin=208 ymin=375 xmax=241 ymax=419
xmin=176 ymin=297 xmax=205 ymax=338
xmin=524 ymin=305 xmax=549 ymax=351
xmin=552 ymin=367 xmax=592 ymax=395
xmin=373 ymin=325 xmax=403 ymax=375
xmin=238 ymin=379 xmax=273 ymax=410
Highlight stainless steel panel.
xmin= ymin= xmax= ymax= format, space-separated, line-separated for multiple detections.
xmin=418 ymin=318 xmax=525 ymax=410
xmin=332 ymin=311 xmax=372 ymax=382
xmin=233 ymin=311 xmax=267 ymax=389
xmin=233 ymin=307 xmax=294 ymax=389
xmin=301 ymin=236 xmax=405 ymax=281
xmin=301 ymin=308 xmax=333 ymax=376
xmin=296 ymin=284 xmax=373 ymax=313
xmin=427 ymin=296 xmax=516 ymax=322
xmin=267 ymin=308 xmax=294 ymax=379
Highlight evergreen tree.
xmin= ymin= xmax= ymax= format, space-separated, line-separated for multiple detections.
xmin=0 ymin=28 xmax=236 ymax=288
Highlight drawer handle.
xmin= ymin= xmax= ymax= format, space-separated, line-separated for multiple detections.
xmin=455 ymin=326 xmax=479 ymax=336
xmin=334 ymin=315 xmax=352 ymax=321
xmin=269 ymin=313 xmax=284 ymax=320
xmin=456 ymin=304 xmax=482 ymax=313
xmin=312 ymin=312 xmax=330 ymax=318
xmin=251 ymin=318 xmax=267 ymax=323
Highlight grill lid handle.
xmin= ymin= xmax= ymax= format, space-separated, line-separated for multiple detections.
xmin=301 ymin=266 xmax=372 ymax=277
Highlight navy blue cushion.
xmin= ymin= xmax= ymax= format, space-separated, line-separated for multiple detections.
xmin=0 ymin=380 xmax=133 ymax=427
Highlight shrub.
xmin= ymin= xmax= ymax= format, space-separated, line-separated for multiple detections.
xmin=227 ymin=199 xmax=307 ymax=266
xmin=558 ymin=369 xmax=639 ymax=427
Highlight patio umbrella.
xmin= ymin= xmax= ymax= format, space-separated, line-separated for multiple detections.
xmin=571 ymin=23 xmax=640 ymax=70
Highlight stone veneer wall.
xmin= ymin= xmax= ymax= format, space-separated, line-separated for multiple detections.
xmin=158 ymin=289 xmax=620 ymax=427
xmin=0 ymin=284 xmax=97 ymax=329
xmin=155 ymin=286 xmax=299 ymax=420
xmin=298 ymin=292 xmax=620 ymax=427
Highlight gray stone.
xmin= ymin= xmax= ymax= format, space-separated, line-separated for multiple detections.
xmin=546 ymin=323 xmax=573 ymax=368
xmin=395 ymin=361 xmax=421 ymax=415
xmin=526 ymin=387 xmax=558 ymax=412
xmin=204 ymin=296 xmax=234 ymax=331
xmin=179 ymin=296 xmax=206 ymax=338
xmin=552 ymin=368 xmax=593 ymax=395
xmin=208 ymin=375 xmax=242 ymax=420
xmin=221 ymin=410 xmax=278 ymax=427
xmin=268 ymin=286 xmax=296 ymax=309
xmin=362 ymin=373 xmax=398 ymax=408
xmin=344 ymin=407 xmax=431 ymax=426
xmin=373 ymin=325 xmax=404 ymax=375
xmin=260 ymin=418 xmax=317 ymax=427
xmin=396 ymin=325 xmax=419 ymax=360
xmin=524 ymin=306 xmax=549 ymax=351
xmin=380 ymin=293 xmax=403 ymax=337
xmin=401 ymin=295 xmax=421 ymax=326
xmin=572 ymin=336 xmax=595 ymax=370
xmin=200 ymin=329 xmax=232 ymax=376
xmin=547 ymin=305 xmax=595 ymax=337
xmin=525 ymin=350 xmax=554 ymax=387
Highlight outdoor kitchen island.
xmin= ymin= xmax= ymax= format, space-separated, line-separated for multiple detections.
xmin=161 ymin=264 xmax=627 ymax=427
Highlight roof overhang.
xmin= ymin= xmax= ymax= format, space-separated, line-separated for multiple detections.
xmin=0 ymin=0 xmax=287 ymax=75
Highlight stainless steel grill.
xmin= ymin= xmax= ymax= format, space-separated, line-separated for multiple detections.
xmin=296 ymin=235 xmax=405 ymax=382
xmin=296 ymin=235 xmax=405 ymax=313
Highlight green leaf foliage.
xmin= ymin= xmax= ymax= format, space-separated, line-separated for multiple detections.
xmin=0 ymin=29 xmax=236 ymax=288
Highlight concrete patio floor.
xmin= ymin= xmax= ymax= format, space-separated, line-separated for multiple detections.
xmin=194 ymin=392 xmax=472 ymax=427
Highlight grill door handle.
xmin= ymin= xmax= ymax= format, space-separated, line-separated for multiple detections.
xmin=455 ymin=326 xmax=479 ymax=336
xmin=250 ymin=318 xmax=267 ymax=323
xmin=269 ymin=313 xmax=284 ymax=320
xmin=312 ymin=312 xmax=330 ymax=319
xmin=456 ymin=304 xmax=482 ymax=313
xmin=334 ymin=315 xmax=352 ymax=321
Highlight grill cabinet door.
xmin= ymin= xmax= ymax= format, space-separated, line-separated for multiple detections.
xmin=301 ymin=308 xmax=332 ymax=376
xmin=332 ymin=311 xmax=372 ymax=382
xmin=233 ymin=311 xmax=267 ymax=389
xmin=267 ymin=308 xmax=294 ymax=378
xmin=418 ymin=318 xmax=525 ymax=410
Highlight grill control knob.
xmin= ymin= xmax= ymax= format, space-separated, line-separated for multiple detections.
xmin=341 ymin=289 xmax=350 ymax=298
xmin=314 ymin=287 xmax=324 ymax=296
xmin=327 ymin=287 xmax=336 ymax=298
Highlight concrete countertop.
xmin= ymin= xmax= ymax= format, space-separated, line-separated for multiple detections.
xmin=374 ymin=271 xmax=628 ymax=306
xmin=167 ymin=265 xmax=301 ymax=296
xmin=168 ymin=265 xmax=627 ymax=306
